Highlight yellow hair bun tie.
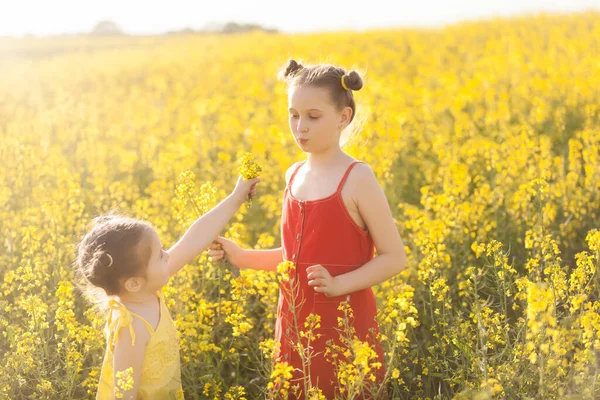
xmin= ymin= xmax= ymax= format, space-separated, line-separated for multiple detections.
xmin=341 ymin=75 xmax=350 ymax=91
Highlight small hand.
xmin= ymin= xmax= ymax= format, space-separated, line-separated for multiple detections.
xmin=208 ymin=242 xmax=225 ymax=262
xmin=307 ymin=264 xmax=341 ymax=297
xmin=208 ymin=236 xmax=247 ymax=264
xmin=208 ymin=237 xmax=242 ymax=277
xmin=232 ymin=176 xmax=260 ymax=206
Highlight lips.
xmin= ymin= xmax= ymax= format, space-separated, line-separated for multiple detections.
xmin=298 ymin=138 xmax=309 ymax=144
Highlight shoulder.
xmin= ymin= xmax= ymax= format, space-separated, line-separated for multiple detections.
xmin=344 ymin=162 xmax=385 ymax=205
xmin=109 ymin=305 xmax=152 ymax=349
xmin=347 ymin=162 xmax=379 ymax=189
xmin=114 ymin=318 xmax=150 ymax=354
xmin=285 ymin=161 xmax=305 ymax=185
xmin=114 ymin=316 xmax=152 ymax=349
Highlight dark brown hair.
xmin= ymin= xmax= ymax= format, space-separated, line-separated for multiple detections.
xmin=278 ymin=59 xmax=364 ymax=123
xmin=76 ymin=214 xmax=154 ymax=298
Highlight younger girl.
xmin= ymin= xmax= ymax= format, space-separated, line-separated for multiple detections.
xmin=208 ymin=59 xmax=406 ymax=399
xmin=77 ymin=176 xmax=259 ymax=399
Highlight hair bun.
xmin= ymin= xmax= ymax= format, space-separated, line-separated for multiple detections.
xmin=280 ymin=59 xmax=304 ymax=80
xmin=84 ymin=248 xmax=109 ymax=284
xmin=344 ymin=70 xmax=363 ymax=91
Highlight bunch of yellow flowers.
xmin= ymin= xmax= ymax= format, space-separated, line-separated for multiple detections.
xmin=237 ymin=152 xmax=262 ymax=208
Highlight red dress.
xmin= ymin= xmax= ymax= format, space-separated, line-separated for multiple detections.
xmin=274 ymin=160 xmax=387 ymax=399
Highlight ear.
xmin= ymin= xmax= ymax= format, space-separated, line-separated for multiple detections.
xmin=340 ymin=106 xmax=353 ymax=127
xmin=123 ymin=277 xmax=143 ymax=293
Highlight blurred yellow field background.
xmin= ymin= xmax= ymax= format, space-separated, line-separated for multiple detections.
xmin=1 ymin=11 xmax=599 ymax=399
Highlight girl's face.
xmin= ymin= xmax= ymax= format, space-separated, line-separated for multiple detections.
xmin=288 ymin=85 xmax=351 ymax=153
xmin=143 ymin=229 xmax=171 ymax=291
xmin=123 ymin=229 xmax=170 ymax=294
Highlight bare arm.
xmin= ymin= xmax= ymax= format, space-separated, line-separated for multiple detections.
xmin=110 ymin=319 xmax=151 ymax=399
xmin=232 ymin=248 xmax=282 ymax=271
xmin=167 ymin=177 xmax=259 ymax=276
xmin=308 ymin=164 xmax=406 ymax=297
xmin=207 ymin=163 xmax=298 ymax=273
xmin=208 ymin=238 xmax=282 ymax=272
xmin=236 ymin=164 xmax=295 ymax=272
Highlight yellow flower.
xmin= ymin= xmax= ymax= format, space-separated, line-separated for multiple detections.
xmin=237 ymin=152 xmax=262 ymax=180
xmin=3 ymin=12 xmax=600 ymax=400
xmin=115 ymin=367 xmax=134 ymax=399
xmin=586 ymin=229 xmax=600 ymax=253
xmin=276 ymin=261 xmax=296 ymax=282
xmin=237 ymin=152 xmax=262 ymax=208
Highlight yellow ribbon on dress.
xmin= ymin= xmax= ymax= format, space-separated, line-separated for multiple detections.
xmin=107 ymin=299 xmax=136 ymax=347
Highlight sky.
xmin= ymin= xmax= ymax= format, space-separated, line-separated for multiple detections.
xmin=1 ymin=0 xmax=599 ymax=37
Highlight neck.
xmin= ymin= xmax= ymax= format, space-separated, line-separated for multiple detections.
xmin=117 ymin=290 xmax=157 ymax=305
xmin=306 ymin=145 xmax=347 ymax=170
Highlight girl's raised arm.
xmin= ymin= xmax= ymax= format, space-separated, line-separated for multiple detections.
xmin=166 ymin=176 xmax=260 ymax=276
xmin=205 ymin=163 xmax=298 ymax=272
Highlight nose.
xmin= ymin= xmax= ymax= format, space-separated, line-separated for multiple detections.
xmin=297 ymin=119 xmax=309 ymax=133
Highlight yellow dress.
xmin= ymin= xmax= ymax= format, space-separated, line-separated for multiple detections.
xmin=96 ymin=291 xmax=183 ymax=399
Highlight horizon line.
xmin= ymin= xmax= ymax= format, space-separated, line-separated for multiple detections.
xmin=1 ymin=8 xmax=598 ymax=39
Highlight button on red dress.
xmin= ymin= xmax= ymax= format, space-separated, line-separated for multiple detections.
xmin=274 ymin=160 xmax=387 ymax=399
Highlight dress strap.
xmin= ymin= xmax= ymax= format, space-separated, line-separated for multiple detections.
xmin=336 ymin=161 xmax=363 ymax=193
xmin=107 ymin=299 xmax=155 ymax=347
xmin=287 ymin=161 xmax=306 ymax=190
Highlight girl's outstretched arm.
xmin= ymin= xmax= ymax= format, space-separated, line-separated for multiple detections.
xmin=166 ymin=176 xmax=260 ymax=276
xmin=208 ymin=237 xmax=282 ymax=271
xmin=307 ymin=164 xmax=407 ymax=297
xmin=205 ymin=162 xmax=299 ymax=272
